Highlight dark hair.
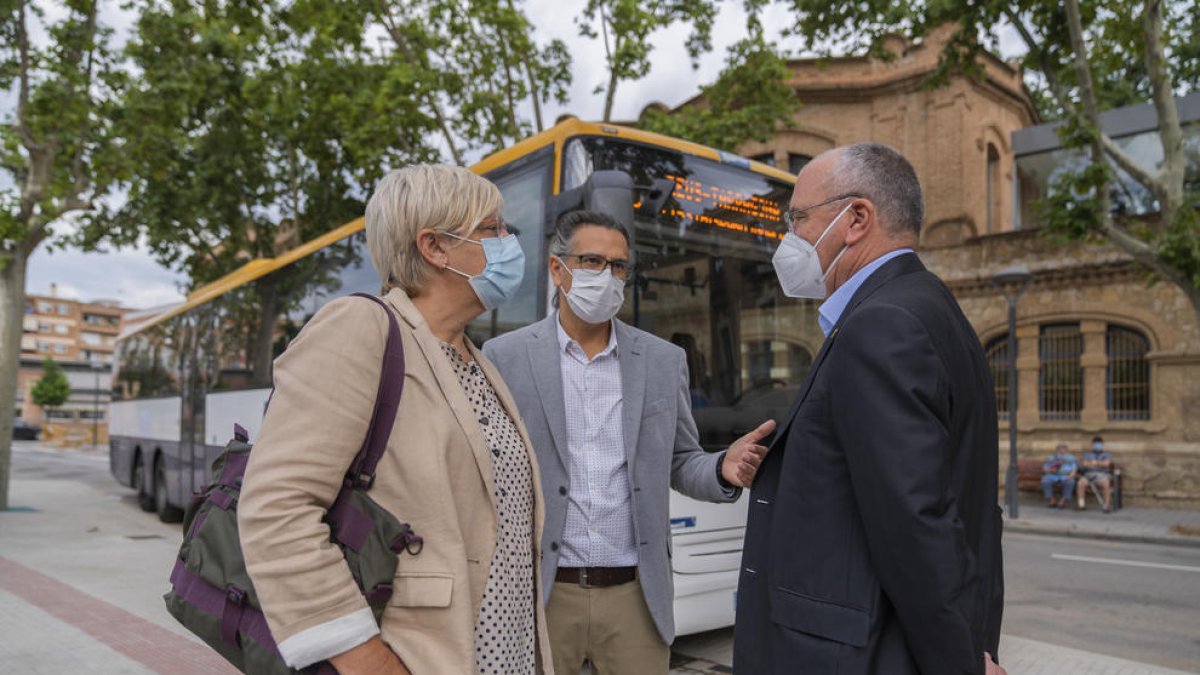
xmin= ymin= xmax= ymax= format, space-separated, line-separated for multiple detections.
xmin=1092 ymin=435 xmax=1104 ymax=443
xmin=549 ymin=210 xmax=631 ymax=258
xmin=831 ymin=143 xmax=924 ymax=237
xmin=548 ymin=210 xmax=631 ymax=307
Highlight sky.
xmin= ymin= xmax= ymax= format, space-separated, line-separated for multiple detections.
xmin=15 ymin=1 xmax=1027 ymax=311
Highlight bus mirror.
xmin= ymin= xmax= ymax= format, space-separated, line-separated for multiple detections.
xmin=545 ymin=170 xmax=635 ymax=233
xmin=635 ymin=178 xmax=675 ymax=218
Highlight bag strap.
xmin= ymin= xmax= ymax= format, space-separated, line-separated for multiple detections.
xmin=344 ymin=292 xmax=405 ymax=488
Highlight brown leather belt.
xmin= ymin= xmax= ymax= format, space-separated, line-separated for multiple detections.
xmin=555 ymin=566 xmax=637 ymax=588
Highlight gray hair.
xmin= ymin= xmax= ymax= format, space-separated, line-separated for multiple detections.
xmin=828 ymin=143 xmax=924 ymax=237
xmin=548 ymin=210 xmax=631 ymax=307
xmin=365 ymin=164 xmax=502 ymax=294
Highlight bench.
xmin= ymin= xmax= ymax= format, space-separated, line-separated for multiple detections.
xmin=1015 ymin=458 xmax=1123 ymax=510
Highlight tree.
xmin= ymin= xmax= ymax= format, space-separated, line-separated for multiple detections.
xmin=640 ymin=34 xmax=799 ymax=151
xmin=578 ymin=0 xmax=719 ymax=122
xmin=30 ymin=357 xmax=70 ymax=419
xmin=368 ymin=0 xmax=572 ymax=161
xmin=95 ymin=0 xmax=443 ymax=385
xmin=0 ymin=0 xmax=127 ymax=509
xmin=776 ymin=0 xmax=1200 ymax=317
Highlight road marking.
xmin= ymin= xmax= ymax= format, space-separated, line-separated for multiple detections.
xmin=1051 ymin=553 xmax=1200 ymax=573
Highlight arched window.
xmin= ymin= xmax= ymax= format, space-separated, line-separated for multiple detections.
xmin=1039 ymin=323 xmax=1083 ymax=420
xmin=986 ymin=144 xmax=1002 ymax=233
xmin=985 ymin=335 xmax=1010 ymax=420
xmin=789 ymin=153 xmax=812 ymax=175
xmin=1107 ymin=325 xmax=1151 ymax=420
xmin=789 ymin=344 xmax=813 ymax=384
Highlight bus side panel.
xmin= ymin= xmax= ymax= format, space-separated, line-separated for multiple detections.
xmin=204 ymin=388 xmax=273 ymax=447
xmin=669 ymin=491 xmax=747 ymax=636
xmin=109 ymin=398 xmax=182 ymax=488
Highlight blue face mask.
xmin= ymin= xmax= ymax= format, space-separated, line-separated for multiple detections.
xmin=1093 ymin=442 xmax=1104 ymax=452
xmin=443 ymin=232 xmax=526 ymax=310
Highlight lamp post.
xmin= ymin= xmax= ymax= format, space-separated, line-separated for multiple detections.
xmin=91 ymin=361 xmax=104 ymax=447
xmin=991 ymin=267 xmax=1034 ymax=519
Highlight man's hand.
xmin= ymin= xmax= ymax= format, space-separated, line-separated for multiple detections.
xmin=984 ymin=652 xmax=1007 ymax=675
xmin=329 ymin=636 xmax=410 ymax=675
xmin=722 ymin=419 xmax=776 ymax=488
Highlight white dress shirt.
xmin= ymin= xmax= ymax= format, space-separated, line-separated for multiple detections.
xmin=555 ymin=314 xmax=638 ymax=567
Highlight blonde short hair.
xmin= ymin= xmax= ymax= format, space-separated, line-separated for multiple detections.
xmin=365 ymin=164 xmax=503 ymax=294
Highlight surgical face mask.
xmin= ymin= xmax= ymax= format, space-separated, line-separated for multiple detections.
xmin=557 ymin=258 xmax=625 ymax=324
xmin=1093 ymin=442 xmax=1104 ymax=452
xmin=443 ymin=232 xmax=526 ymax=310
xmin=771 ymin=202 xmax=854 ymax=300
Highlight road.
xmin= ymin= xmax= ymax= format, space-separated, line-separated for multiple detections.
xmin=10 ymin=443 xmax=1200 ymax=672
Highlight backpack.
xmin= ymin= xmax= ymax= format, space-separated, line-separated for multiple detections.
xmin=164 ymin=293 xmax=423 ymax=675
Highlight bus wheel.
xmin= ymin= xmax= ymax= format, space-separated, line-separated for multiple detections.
xmin=154 ymin=456 xmax=183 ymax=523
xmin=133 ymin=453 xmax=154 ymax=512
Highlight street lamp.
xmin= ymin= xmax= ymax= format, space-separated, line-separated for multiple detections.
xmin=91 ymin=361 xmax=104 ymax=447
xmin=991 ymin=266 xmax=1034 ymax=519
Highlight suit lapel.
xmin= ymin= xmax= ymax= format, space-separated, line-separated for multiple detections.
xmin=382 ymin=290 xmax=496 ymax=506
xmin=527 ymin=316 xmax=571 ymax=473
xmin=770 ymin=327 xmax=839 ymax=449
xmin=770 ymin=253 xmax=927 ymax=449
xmin=615 ymin=320 xmax=645 ymax=466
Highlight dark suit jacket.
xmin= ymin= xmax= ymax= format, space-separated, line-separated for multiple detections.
xmin=733 ymin=253 xmax=1003 ymax=674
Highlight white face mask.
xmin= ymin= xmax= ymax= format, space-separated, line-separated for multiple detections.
xmin=557 ymin=258 xmax=625 ymax=324
xmin=771 ymin=202 xmax=854 ymax=299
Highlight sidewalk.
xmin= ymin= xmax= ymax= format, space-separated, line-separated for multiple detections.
xmin=668 ymin=634 xmax=1200 ymax=674
xmin=1003 ymin=496 xmax=1200 ymax=548
xmin=2 ymin=446 xmax=1197 ymax=675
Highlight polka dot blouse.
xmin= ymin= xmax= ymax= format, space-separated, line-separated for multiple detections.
xmin=440 ymin=342 xmax=536 ymax=675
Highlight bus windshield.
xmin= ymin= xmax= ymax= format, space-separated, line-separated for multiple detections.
xmin=563 ymin=136 xmax=819 ymax=450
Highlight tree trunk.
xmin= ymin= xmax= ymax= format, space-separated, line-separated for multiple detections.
xmin=0 ymin=252 xmax=30 ymax=510
xmin=250 ymin=276 xmax=280 ymax=389
xmin=603 ymin=69 xmax=618 ymax=123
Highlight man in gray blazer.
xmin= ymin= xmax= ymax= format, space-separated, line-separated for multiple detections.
xmin=484 ymin=210 xmax=774 ymax=675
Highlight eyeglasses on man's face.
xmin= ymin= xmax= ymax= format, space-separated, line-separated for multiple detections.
xmin=560 ymin=253 xmax=635 ymax=281
xmin=782 ymin=193 xmax=864 ymax=231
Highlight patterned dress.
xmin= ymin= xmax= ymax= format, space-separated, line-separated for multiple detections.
xmin=440 ymin=342 xmax=537 ymax=675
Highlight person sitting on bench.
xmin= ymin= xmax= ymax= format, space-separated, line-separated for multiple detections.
xmin=1041 ymin=444 xmax=1077 ymax=508
xmin=1077 ymin=435 xmax=1114 ymax=513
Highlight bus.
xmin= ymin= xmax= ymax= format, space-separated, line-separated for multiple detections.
xmin=109 ymin=117 xmax=819 ymax=636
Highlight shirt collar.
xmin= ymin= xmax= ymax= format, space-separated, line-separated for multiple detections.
xmin=818 ymin=249 xmax=914 ymax=336
xmin=556 ymin=311 xmax=618 ymax=360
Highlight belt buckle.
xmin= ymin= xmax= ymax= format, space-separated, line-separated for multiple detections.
xmin=579 ymin=567 xmax=594 ymax=589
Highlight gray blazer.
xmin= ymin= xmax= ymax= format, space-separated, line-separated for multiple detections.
xmin=483 ymin=314 xmax=738 ymax=643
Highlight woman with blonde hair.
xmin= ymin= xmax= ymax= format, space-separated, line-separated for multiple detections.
xmin=239 ymin=164 xmax=552 ymax=674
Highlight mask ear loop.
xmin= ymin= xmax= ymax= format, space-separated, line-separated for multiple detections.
xmin=815 ymin=202 xmax=856 ymax=282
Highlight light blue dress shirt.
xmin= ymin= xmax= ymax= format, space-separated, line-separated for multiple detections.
xmin=817 ymin=249 xmax=914 ymax=336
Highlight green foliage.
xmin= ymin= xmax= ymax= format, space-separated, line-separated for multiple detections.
xmin=640 ymin=35 xmax=798 ymax=151
xmin=31 ymin=358 xmax=70 ymax=410
xmin=1034 ymin=162 xmax=1111 ymax=243
xmin=776 ymin=0 xmax=1200 ymax=310
xmin=0 ymin=0 xmax=127 ymax=257
xmin=578 ymin=0 xmax=718 ymax=120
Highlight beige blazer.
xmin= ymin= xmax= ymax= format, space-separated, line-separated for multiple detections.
xmin=239 ymin=289 xmax=553 ymax=674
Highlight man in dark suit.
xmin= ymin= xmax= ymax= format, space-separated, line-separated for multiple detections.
xmin=734 ymin=143 xmax=1006 ymax=674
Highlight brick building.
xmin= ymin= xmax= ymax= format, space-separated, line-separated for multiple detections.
xmin=651 ymin=25 xmax=1200 ymax=507
xmin=15 ymin=286 xmax=129 ymax=445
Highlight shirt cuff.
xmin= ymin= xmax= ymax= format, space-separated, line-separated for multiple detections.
xmin=276 ymin=607 xmax=379 ymax=669
xmin=715 ymin=450 xmax=739 ymax=498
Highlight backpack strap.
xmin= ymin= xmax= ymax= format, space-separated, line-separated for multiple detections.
xmin=344 ymin=292 xmax=405 ymax=488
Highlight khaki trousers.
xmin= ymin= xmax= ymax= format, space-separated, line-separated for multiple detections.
xmin=546 ymin=578 xmax=670 ymax=675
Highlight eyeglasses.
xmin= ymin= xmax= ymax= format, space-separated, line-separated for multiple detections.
xmin=560 ymin=253 xmax=635 ymax=281
xmin=782 ymin=193 xmax=864 ymax=230
xmin=473 ymin=216 xmax=510 ymax=237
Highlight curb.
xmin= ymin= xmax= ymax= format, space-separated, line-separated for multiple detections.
xmin=1004 ymin=521 xmax=1200 ymax=549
